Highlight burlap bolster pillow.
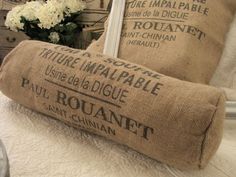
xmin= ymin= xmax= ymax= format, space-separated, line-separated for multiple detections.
xmin=87 ymin=0 xmax=236 ymax=84
xmin=0 ymin=40 xmax=225 ymax=169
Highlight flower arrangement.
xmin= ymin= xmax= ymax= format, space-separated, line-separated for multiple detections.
xmin=5 ymin=0 xmax=86 ymax=47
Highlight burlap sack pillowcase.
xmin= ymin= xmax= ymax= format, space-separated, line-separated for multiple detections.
xmin=87 ymin=0 xmax=236 ymax=84
xmin=0 ymin=40 xmax=225 ymax=169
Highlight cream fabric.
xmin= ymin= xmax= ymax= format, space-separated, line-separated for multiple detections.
xmin=0 ymin=92 xmax=236 ymax=177
xmin=210 ymin=14 xmax=236 ymax=101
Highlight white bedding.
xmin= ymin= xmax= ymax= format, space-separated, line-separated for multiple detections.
xmin=0 ymin=92 xmax=236 ymax=177
xmin=1 ymin=7 xmax=236 ymax=177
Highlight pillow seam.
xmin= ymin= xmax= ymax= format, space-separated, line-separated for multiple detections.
xmin=198 ymin=94 xmax=222 ymax=168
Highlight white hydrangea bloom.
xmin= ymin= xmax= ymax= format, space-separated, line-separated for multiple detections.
xmin=5 ymin=5 xmax=25 ymax=31
xmin=64 ymin=0 xmax=86 ymax=15
xmin=49 ymin=32 xmax=60 ymax=43
xmin=5 ymin=1 xmax=43 ymax=31
xmin=37 ymin=0 xmax=64 ymax=29
xmin=5 ymin=0 xmax=86 ymax=31
xmin=21 ymin=1 xmax=43 ymax=21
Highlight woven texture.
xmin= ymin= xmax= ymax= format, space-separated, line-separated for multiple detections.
xmin=210 ymin=14 xmax=236 ymax=100
xmin=0 ymin=92 xmax=235 ymax=177
xmin=0 ymin=40 xmax=226 ymax=169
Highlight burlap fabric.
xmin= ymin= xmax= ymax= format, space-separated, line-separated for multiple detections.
xmin=87 ymin=0 xmax=236 ymax=84
xmin=0 ymin=40 xmax=225 ymax=169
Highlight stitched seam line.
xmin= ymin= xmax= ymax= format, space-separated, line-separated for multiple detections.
xmin=198 ymin=95 xmax=222 ymax=168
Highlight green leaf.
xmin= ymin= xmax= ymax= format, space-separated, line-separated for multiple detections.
xmin=60 ymin=33 xmax=76 ymax=47
xmin=38 ymin=31 xmax=49 ymax=40
xmin=54 ymin=24 xmax=65 ymax=33
xmin=65 ymin=22 xmax=78 ymax=32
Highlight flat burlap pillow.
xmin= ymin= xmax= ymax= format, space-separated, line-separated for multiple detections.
xmin=0 ymin=40 xmax=225 ymax=169
xmin=87 ymin=0 xmax=236 ymax=84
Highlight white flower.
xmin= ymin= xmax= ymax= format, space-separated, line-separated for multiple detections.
xmin=5 ymin=5 xmax=25 ymax=31
xmin=63 ymin=0 xmax=86 ymax=15
xmin=5 ymin=1 xmax=43 ymax=31
xmin=37 ymin=0 xmax=64 ymax=29
xmin=21 ymin=1 xmax=43 ymax=21
xmin=5 ymin=0 xmax=86 ymax=32
xmin=49 ymin=32 xmax=60 ymax=43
